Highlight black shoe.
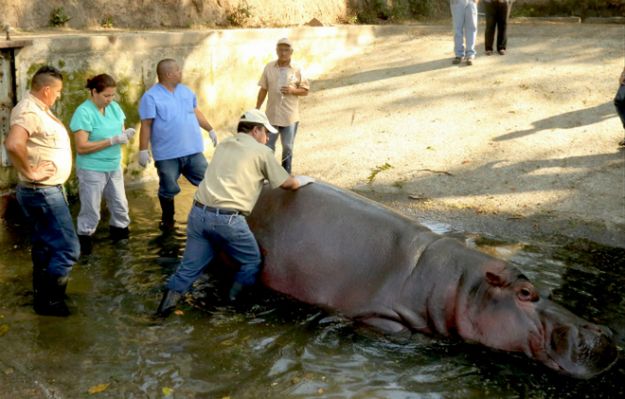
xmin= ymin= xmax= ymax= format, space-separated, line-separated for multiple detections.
xmin=155 ymin=290 xmax=182 ymax=317
xmin=109 ymin=226 xmax=129 ymax=242
xmin=78 ymin=234 xmax=93 ymax=256
xmin=619 ymin=138 xmax=625 ymax=147
xmin=158 ymin=196 xmax=175 ymax=229
xmin=452 ymin=56 xmax=463 ymax=65
xmin=34 ymin=274 xmax=70 ymax=317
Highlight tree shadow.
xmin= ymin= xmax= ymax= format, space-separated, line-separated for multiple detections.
xmin=493 ymin=102 xmax=616 ymax=142
xmin=313 ymin=57 xmax=454 ymax=92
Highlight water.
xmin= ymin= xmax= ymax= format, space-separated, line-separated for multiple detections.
xmin=0 ymin=181 xmax=623 ymax=398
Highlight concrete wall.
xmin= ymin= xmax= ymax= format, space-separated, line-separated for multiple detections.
xmin=0 ymin=26 xmax=377 ymax=215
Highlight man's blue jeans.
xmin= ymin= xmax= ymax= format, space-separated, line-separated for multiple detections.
xmin=155 ymin=152 xmax=208 ymax=199
xmin=166 ymin=205 xmax=262 ymax=293
xmin=451 ymin=0 xmax=478 ymax=58
xmin=16 ymin=184 xmax=80 ymax=277
xmin=267 ymin=122 xmax=299 ymax=174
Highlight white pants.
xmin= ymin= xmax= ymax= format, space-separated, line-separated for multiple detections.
xmin=76 ymin=168 xmax=130 ymax=236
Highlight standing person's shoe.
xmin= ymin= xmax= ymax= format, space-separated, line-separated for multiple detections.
xmin=155 ymin=290 xmax=182 ymax=317
xmin=618 ymin=138 xmax=625 ymax=147
xmin=158 ymin=196 xmax=175 ymax=230
xmin=485 ymin=50 xmax=493 ymax=56
xmin=466 ymin=57 xmax=474 ymax=66
xmin=498 ymin=49 xmax=506 ymax=55
xmin=78 ymin=234 xmax=93 ymax=256
xmin=109 ymin=226 xmax=129 ymax=243
xmin=452 ymin=57 xmax=463 ymax=65
xmin=34 ymin=274 xmax=70 ymax=317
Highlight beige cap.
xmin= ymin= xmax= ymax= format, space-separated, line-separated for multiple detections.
xmin=276 ymin=37 xmax=292 ymax=47
xmin=239 ymin=109 xmax=278 ymax=133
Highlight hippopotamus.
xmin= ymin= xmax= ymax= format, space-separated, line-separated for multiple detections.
xmin=246 ymin=182 xmax=618 ymax=379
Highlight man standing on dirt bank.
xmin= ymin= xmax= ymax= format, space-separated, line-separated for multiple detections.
xmin=4 ymin=66 xmax=80 ymax=317
xmin=138 ymin=58 xmax=219 ymax=229
xmin=451 ymin=0 xmax=479 ymax=65
xmin=155 ymin=109 xmax=315 ymax=316
xmin=256 ymin=38 xmax=310 ymax=173
xmin=614 ymin=66 xmax=625 ymax=147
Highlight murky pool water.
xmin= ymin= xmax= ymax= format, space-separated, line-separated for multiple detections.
xmin=1 ymin=181 xmax=623 ymax=398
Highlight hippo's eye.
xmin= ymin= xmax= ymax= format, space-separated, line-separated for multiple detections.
xmin=517 ymin=286 xmax=538 ymax=302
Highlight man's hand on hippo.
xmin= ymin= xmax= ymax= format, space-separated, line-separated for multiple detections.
xmin=295 ymin=175 xmax=315 ymax=188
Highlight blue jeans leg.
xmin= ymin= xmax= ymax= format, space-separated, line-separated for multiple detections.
xmin=464 ymin=1 xmax=478 ymax=58
xmin=219 ymin=216 xmax=262 ymax=287
xmin=16 ymin=185 xmax=79 ymax=277
xmin=451 ymin=0 xmax=467 ymax=57
xmin=181 ymin=152 xmax=208 ymax=186
xmin=166 ymin=206 xmax=215 ymax=293
xmin=266 ymin=123 xmax=299 ymax=173
xmin=155 ymin=153 xmax=208 ymax=199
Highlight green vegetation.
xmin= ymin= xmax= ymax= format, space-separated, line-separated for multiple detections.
xmin=226 ymin=3 xmax=253 ymax=27
xmin=512 ymin=0 xmax=625 ymax=18
xmin=367 ymin=162 xmax=393 ymax=184
xmin=49 ymin=7 xmax=71 ymax=27
xmin=100 ymin=15 xmax=114 ymax=29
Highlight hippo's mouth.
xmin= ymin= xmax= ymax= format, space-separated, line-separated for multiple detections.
xmin=546 ymin=324 xmax=618 ymax=379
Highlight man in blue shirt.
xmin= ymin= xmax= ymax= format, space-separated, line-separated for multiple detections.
xmin=138 ymin=58 xmax=218 ymax=229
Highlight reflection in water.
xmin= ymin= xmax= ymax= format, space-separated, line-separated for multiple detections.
xmin=0 ymin=182 xmax=623 ymax=398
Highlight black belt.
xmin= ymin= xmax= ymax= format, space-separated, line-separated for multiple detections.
xmin=193 ymin=200 xmax=240 ymax=215
xmin=18 ymin=182 xmax=62 ymax=190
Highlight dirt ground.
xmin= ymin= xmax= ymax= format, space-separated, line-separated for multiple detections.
xmin=293 ymin=21 xmax=625 ymax=247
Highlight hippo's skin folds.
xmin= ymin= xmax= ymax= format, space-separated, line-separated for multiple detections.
xmin=247 ymin=182 xmax=618 ymax=379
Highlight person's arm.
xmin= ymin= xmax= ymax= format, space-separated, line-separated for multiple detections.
xmin=74 ymin=130 xmax=116 ymax=155
xmin=279 ymin=175 xmax=315 ymax=190
xmin=139 ymin=119 xmax=152 ymax=151
xmin=4 ymin=125 xmax=56 ymax=182
xmin=256 ymin=88 xmax=268 ymax=109
xmin=280 ymin=86 xmax=309 ymax=97
xmin=194 ymin=108 xmax=214 ymax=132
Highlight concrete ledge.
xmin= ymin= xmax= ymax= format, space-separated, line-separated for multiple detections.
xmin=583 ymin=17 xmax=625 ymax=24
xmin=0 ymin=39 xmax=32 ymax=49
xmin=513 ymin=16 xmax=582 ymax=23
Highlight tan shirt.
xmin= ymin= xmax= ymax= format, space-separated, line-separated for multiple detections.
xmin=195 ymin=133 xmax=289 ymax=215
xmin=258 ymin=60 xmax=310 ymax=127
xmin=9 ymin=92 xmax=72 ymax=185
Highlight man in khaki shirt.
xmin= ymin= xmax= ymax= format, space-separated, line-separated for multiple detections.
xmin=4 ymin=66 xmax=80 ymax=317
xmin=256 ymin=37 xmax=310 ymax=174
xmin=156 ymin=109 xmax=315 ymax=317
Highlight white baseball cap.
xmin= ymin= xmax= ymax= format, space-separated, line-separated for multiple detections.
xmin=239 ymin=109 xmax=278 ymax=133
xmin=276 ymin=37 xmax=292 ymax=47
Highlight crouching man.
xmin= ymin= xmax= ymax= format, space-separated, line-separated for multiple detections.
xmin=156 ymin=109 xmax=314 ymax=316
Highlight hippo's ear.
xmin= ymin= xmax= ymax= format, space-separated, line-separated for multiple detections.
xmin=485 ymin=270 xmax=509 ymax=287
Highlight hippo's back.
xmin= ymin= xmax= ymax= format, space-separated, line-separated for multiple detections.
xmin=248 ymin=182 xmax=439 ymax=316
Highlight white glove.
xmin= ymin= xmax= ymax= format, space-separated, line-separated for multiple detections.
xmin=123 ymin=128 xmax=136 ymax=141
xmin=295 ymin=175 xmax=315 ymax=187
xmin=209 ymin=129 xmax=218 ymax=147
xmin=110 ymin=134 xmax=128 ymax=145
xmin=138 ymin=149 xmax=151 ymax=167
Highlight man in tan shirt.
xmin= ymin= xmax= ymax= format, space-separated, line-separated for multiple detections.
xmin=156 ymin=109 xmax=314 ymax=317
xmin=256 ymin=37 xmax=310 ymax=173
xmin=4 ymin=66 xmax=80 ymax=317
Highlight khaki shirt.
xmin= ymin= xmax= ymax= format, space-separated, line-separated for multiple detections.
xmin=195 ymin=133 xmax=289 ymax=215
xmin=258 ymin=60 xmax=310 ymax=127
xmin=9 ymin=92 xmax=72 ymax=185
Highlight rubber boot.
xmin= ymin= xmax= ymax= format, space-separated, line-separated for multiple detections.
xmin=78 ymin=234 xmax=93 ymax=256
xmin=155 ymin=289 xmax=182 ymax=317
xmin=32 ymin=268 xmax=47 ymax=312
xmin=158 ymin=196 xmax=175 ymax=230
xmin=34 ymin=274 xmax=70 ymax=317
xmin=109 ymin=226 xmax=129 ymax=243
xmin=228 ymin=282 xmax=244 ymax=302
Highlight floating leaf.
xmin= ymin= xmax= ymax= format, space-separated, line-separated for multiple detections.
xmin=0 ymin=324 xmax=9 ymax=336
xmin=88 ymin=383 xmax=110 ymax=394
xmin=162 ymin=387 xmax=173 ymax=396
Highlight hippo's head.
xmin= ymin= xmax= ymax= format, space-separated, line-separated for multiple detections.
xmin=460 ymin=261 xmax=618 ymax=379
